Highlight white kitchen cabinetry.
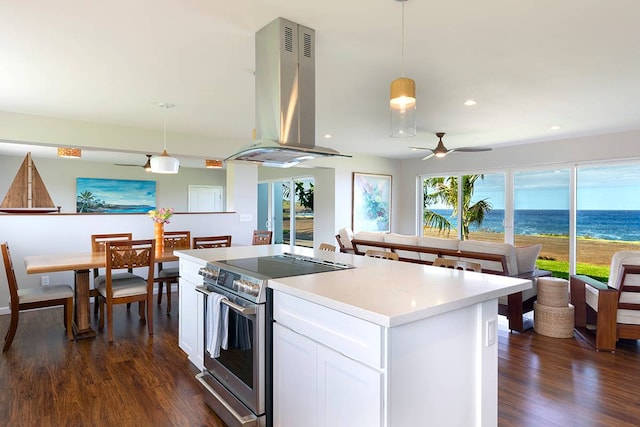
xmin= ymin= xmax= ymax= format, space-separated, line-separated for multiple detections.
xmin=178 ymin=257 xmax=205 ymax=370
xmin=271 ymin=288 xmax=500 ymax=427
xmin=272 ymin=291 xmax=383 ymax=427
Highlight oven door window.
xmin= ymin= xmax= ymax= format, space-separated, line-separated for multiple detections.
xmin=215 ymin=310 xmax=254 ymax=388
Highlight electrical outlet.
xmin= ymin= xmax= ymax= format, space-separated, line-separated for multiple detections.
xmin=486 ymin=318 xmax=496 ymax=347
xmin=41 ymin=276 xmax=50 ymax=286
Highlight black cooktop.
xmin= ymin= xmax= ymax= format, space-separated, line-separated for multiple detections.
xmin=214 ymin=254 xmax=353 ymax=279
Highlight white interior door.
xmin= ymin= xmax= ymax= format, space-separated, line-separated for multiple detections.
xmin=188 ymin=185 xmax=223 ymax=212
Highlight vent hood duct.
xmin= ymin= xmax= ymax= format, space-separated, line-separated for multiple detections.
xmin=225 ymin=17 xmax=350 ymax=167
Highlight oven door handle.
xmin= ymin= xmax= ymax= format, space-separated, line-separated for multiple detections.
xmin=195 ymin=286 xmax=257 ymax=315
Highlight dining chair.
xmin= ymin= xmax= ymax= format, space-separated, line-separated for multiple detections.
xmin=433 ymin=257 xmax=482 ymax=272
xmin=91 ymin=233 xmax=133 ymax=315
xmin=156 ymin=230 xmax=191 ymax=314
xmin=192 ymin=235 xmax=232 ymax=249
xmin=252 ymin=230 xmax=273 ymax=245
xmin=2 ymin=242 xmax=74 ymax=351
xmin=319 ymin=243 xmax=336 ymax=252
xmin=365 ymin=249 xmax=399 ymax=261
xmin=97 ymin=239 xmax=155 ymax=343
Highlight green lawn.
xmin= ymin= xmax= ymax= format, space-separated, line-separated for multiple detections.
xmin=536 ymin=259 xmax=609 ymax=283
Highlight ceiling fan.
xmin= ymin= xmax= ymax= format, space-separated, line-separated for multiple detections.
xmin=114 ymin=154 xmax=152 ymax=171
xmin=411 ymin=132 xmax=492 ymax=160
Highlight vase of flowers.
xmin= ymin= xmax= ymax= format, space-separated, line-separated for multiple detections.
xmin=148 ymin=208 xmax=174 ymax=254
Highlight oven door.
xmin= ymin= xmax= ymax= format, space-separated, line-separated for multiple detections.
xmin=196 ymin=285 xmax=265 ymax=417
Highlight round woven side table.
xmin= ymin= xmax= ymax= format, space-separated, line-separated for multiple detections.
xmin=534 ymin=277 xmax=574 ymax=338
xmin=537 ymin=277 xmax=570 ymax=307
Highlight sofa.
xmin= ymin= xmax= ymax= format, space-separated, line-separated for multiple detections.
xmin=336 ymin=228 xmax=550 ymax=332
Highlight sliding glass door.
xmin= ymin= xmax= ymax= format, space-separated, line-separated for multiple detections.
xmin=258 ymin=177 xmax=314 ymax=247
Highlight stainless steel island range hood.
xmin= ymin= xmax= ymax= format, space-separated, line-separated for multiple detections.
xmin=225 ymin=17 xmax=350 ymax=167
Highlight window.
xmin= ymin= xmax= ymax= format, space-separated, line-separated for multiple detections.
xmin=514 ymin=169 xmax=570 ymax=278
xmin=576 ymin=163 xmax=640 ymax=282
xmin=421 ymin=173 xmax=504 ymax=241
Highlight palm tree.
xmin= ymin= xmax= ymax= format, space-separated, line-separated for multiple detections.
xmin=76 ymin=191 xmax=97 ymax=213
xmin=423 ymin=175 xmax=492 ymax=240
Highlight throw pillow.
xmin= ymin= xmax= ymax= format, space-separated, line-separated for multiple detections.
xmin=515 ymin=244 xmax=542 ymax=274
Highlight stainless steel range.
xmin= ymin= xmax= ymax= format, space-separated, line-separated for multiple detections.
xmin=195 ymin=252 xmax=353 ymax=427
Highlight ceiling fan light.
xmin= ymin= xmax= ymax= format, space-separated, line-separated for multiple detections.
xmin=150 ymin=149 xmax=179 ymax=174
xmin=143 ymin=155 xmax=152 ymax=172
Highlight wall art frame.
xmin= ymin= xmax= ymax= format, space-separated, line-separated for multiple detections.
xmin=76 ymin=177 xmax=156 ymax=213
xmin=352 ymin=172 xmax=392 ymax=233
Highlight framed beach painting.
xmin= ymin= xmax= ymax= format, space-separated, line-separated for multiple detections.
xmin=76 ymin=178 xmax=156 ymax=213
xmin=352 ymin=172 xmax=392 ymax=233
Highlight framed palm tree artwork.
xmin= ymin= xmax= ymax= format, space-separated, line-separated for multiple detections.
xmin=352 ymin=172 xmax=392 ymax=233
xmin=76 ymin=178 xmax=156 ymax=213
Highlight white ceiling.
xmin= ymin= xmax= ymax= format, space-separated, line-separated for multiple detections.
xmin=1 ymin=0 xmax=640 ymax=166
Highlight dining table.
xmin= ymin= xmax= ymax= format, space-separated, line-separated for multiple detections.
xmin=24 ymin=249 xmax=179 ymax=340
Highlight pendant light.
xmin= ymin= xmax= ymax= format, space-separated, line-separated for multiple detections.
xmin=150 ymin=103 xmax=180 ymax=174
xmin=390 ymin=0 xmax=416 ymax=138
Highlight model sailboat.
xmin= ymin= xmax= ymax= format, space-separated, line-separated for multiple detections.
xmin=0 ymin=152 xmax=59 ymax=213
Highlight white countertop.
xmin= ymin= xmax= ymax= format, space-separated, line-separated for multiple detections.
xmin=176 ymin=244 xmax=531 ymax=328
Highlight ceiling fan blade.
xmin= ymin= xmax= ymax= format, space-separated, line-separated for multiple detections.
xmin=422 ymin=152 xmax=435 ymax=160
xmin=409 ymin=146 xmax=430 ymax=151
xmin=452 ymin=147 xmax=492 ymax=153
xmin=113 ymin=154 xmax=152 ymax=169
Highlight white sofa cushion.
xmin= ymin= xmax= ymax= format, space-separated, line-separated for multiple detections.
xmin=587 ymin=251 xmax=640 ymax=325
xmin=352 ymin=231 xmax=386 ymax=254
xmin=608 ymin=251 xmax=640 ymax=289
xmin=384 ymin=233 xmax=419 ymax=260
xmin=417 ymin=236 xmax=460 ymax=263
xmin=515 ymin=244 xmax=542 ymax=274
xmin=458 ymin=240 xmax=518 ymax=275
xmin=338 ymin=227 xmax=354 ymax=249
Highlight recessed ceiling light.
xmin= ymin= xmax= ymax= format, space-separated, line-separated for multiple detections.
xmin=323 ymin=134 xmax=332 ymax=139
xmin=550 ymin=126 xmax=560 ymax=130
xmin=464 ymin=99 xmax=477 ymax=106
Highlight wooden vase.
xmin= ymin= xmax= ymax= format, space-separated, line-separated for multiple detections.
xmin=155 ymin=222 xmax=164 ymax=254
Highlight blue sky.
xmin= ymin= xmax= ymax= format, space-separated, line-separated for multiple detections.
xmin=427 ymin=164 xmax=640 ymax=210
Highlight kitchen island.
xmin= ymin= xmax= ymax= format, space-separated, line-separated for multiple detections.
xmin=176 ymin=244 xmax=531 ymax=427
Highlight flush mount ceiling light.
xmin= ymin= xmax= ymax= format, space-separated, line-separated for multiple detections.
xmin=150 ymin=103 xmax=180 ymax=174
xmin=57 ymin=147 xmax=81 ymax=158
xmin=205 ymin=159 xmax=223 ymax=169
xmin=390 ymin=0 xmax=416 ymax=138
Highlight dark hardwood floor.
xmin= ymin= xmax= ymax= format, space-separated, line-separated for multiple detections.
xmin=0 ymin=296 xmax=225 ymax=427
xmin=498 ymin=317 xmax=640 ymax=427
xmin=2 ymin=301 xmax=640 ymax=426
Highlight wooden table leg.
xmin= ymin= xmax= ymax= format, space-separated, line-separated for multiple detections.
xmin=73 ymin=268 xmax=96 ymax=340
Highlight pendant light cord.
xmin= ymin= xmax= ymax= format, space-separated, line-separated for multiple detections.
xmin=401 ymin=0 xmax=405 ymax=77
xmin=159 ymin=103 xmax=174 ymax=152
xmin=163 ymin=106 xmax=167 ymax=151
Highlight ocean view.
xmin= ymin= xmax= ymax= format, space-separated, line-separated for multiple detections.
xmin=432 ymin=209 xmax=640 ymax=242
